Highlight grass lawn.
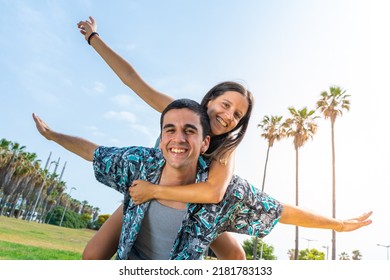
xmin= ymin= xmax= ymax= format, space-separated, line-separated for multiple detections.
xmin=0 ymin=216 xmax=96 ymax=260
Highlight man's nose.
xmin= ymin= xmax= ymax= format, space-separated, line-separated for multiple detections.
xmin=173 ymin=131 xmax=186 ymax=141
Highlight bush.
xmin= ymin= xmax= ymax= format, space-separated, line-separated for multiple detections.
xmin=48 ymin=206 xmax=87 ymax=229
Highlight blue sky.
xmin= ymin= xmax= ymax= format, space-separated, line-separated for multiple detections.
xmin=1 ymin=0 xmax=390 ymax=260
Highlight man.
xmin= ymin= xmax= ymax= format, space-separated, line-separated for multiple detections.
xmin=33 ymin=99 xmax=372 ymax=260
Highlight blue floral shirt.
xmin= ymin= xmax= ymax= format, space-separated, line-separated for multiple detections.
xmin=93 ymin=146 xmax=283 ymax=260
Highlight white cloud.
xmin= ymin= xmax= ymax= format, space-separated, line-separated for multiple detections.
xmin=93 ymin=81 xmax=106 ymax=93
xmin=85 ymin=126 xmax=105 ymax=137
xmin=82 ymin=81 xmax=106 ymax=96
xmin=110 ymin=94 xmax=134 ymax=108
xmin=108 ymin=138 xmax=121 ymax=145
xmin=103 ymin=111 xmax=136 ymax=124
xmin=125 ymin=43 xmax=137 ymax=52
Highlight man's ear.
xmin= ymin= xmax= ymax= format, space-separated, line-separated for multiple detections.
xmin=201 ymin=135 xmax=211 ymax=154
xmin=158 ymin=136 xmax=162 ymax=149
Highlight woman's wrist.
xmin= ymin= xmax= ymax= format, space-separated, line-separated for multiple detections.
xmin=151 ymin=185 xmax=161 ymax=200
xmin=87 ymin=32 xmax=99 ymax=45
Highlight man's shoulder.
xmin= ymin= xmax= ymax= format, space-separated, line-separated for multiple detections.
xmin=96 ymin=145 xmax=161 ymax=155
xmin=94 ymin=146 xmax=163 ymax=163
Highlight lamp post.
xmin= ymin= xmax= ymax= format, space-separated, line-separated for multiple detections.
xmin=377 ymin=244 xmax=390 ymax=260
xmin=322 ymin=245 xmax=329 ymax=260
xmin=302 ymin=237 xmax=317 ymax=250
xmin=59 ymin=187 xmax=76 ymax=227
xmin=30 ymin=157 xmax=59 ymax=221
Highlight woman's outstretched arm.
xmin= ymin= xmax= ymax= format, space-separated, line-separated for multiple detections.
xmin=77 ymin=16 xmax=173 ymax=113
xmin=130 ymin=152 xmax=235 ymax=204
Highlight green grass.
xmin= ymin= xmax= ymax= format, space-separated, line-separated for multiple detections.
xmin=0 ymin=240 xmax=82 ymax=260
xmin=0 ymin=216 xmax=96 ymax=260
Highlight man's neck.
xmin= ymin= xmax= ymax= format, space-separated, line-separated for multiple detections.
xmin=157 ymin=165 xmax=197 ymax=209
xmin=160 ymin=167 xmax=197 ymax=185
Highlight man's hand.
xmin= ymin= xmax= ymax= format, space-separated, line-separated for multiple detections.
xmin=32 ymin=113 xmax=98 ymax=162
xmin=77 ymin=16 xmax=97 ymax=41
xmin=32 ymin=113 xmax=53 ymax=140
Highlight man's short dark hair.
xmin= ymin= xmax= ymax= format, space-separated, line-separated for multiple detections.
xmin=160 ymin=98 xmax=211 ymax=139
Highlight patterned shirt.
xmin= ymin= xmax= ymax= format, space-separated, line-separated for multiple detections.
xmin=93 ymin=146 xmax=283 ymax=260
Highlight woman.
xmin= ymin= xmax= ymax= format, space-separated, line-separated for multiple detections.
xmin=78 ymin=17 xmax=253 ymax=260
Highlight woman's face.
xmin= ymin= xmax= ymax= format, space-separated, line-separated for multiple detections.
xmin=206 ymin=91 xmax=249 ymax=136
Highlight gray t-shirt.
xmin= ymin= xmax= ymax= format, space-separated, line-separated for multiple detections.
xmin=129 ymin=200 xmax=186 ymax=260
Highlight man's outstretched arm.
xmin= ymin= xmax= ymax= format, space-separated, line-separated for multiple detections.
xmin=279 ymin=203 xmax=372 ymax=232
xmin=32 ymin=113 xmax=98 ymax=161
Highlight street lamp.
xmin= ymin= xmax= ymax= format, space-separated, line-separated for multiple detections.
xmin=377 ymin=244 xmax=390 ymax=260
xmin=59 ymin=187 xmax=76 ymax=227
xmin=302 ymin=237 xmax=317 ymax=250
xmin=30 ymin=158 xmax=59 ymax=221
xmin=322 ymin=245 xmax=329 ymax=260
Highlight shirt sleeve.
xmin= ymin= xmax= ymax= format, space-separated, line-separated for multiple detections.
xmin=225 ymin=175 xmax=284 ymax=238
xmin=92 ymin=146 xmax=143 ymax=194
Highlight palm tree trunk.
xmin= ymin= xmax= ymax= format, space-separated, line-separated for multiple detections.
xmin=261 ymin=145 xmax=271 ymax=192
xmin=254 ymin=145 xmax=272 ymax=260
xmin=294 ymin=148 xmax=299 ymax=260
xmin=331 ymin=120 xmax=336 ymax=260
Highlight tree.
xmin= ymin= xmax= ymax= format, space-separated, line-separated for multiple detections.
xmin=339 ymin=252 xmax=350 ymax=260
xmin=258 ymin=115 xmax=286 ymax=191
xmin=48 ymin=206 xmax=87 ymax=228
xmin=316 ymin=86 xmax=350 ymax=260
xmin=287 ymin=248 xmax=325 ymax=260
xmin=242 ymin=237 xmax=277 ymax=260
xmin=298 ymin=248 xmax=325 ymax=260
xmin=255 ymin=115 xmax=286 ymax=259
xmin=0 ymin=138 xmax=103 ymax=228
xmin=284 ymin=107 xmax=318 ymax=260
xmin=93 ymin=213 xmax=110 ymax=230
xmin=352 ymin=250 xmax=362 ymax=260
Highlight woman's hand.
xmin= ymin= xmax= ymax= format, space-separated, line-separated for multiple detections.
xmin=77 ymin=16 xmax=97 ymax=41
xmin=129 ymin=180 xmax=156 ymax=205
xmin=336 ymin=211 xmax=373 ymax=232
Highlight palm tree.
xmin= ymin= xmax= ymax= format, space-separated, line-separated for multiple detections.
xmin=254 ymin=115 xmax=286 ymax=259
xmin=339 ymin=252 xmax=350 ymax=260
xmin=352 ymin=250 xmax=362 ymax=260
xmin=284 ymin=107 xmax=318 ymax=260
xmin=287 ymin=249 xmax=295 ymax=260
xmin=316 ymin=86 xmax=350 ymax=260
xmin=258 ymin=115 xmax=286 ymax=191
xmin=0 ymin=144 xmax=29 ymax=216
xmin=92 ymin=207 xmax=100 ymax=222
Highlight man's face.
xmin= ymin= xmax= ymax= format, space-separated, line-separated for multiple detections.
xmin=160 ymin=108 xmax=210 ymax=171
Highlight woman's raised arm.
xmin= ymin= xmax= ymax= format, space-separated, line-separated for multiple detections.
xmin=129 ymin=152 xmax=235 ymax=204
xmin=77 ymin=16 xmax=173 ymax=113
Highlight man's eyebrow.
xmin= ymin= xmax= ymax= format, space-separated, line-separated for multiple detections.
xmin=184 ymin=124 xmax=198 ymax=131
xmin=163 ymin=124 xmax=175 ymax=130
xmin=162 ymin=123 xmax=199 ymax=131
